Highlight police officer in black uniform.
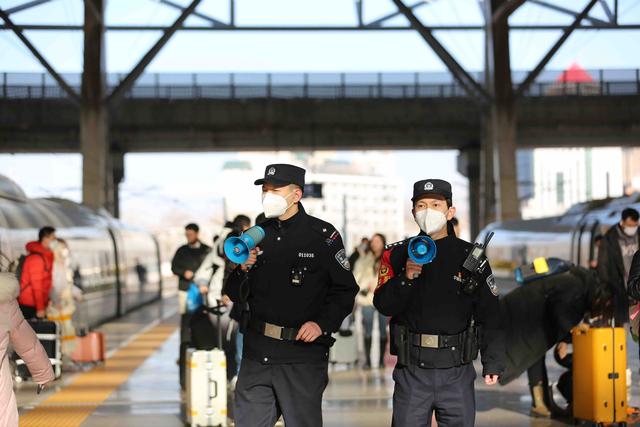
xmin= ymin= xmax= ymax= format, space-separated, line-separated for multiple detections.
xmin=373 ymin=179 xmax=504 ymax=427
xmin=224 ymin=164 xmax=358 ymax=427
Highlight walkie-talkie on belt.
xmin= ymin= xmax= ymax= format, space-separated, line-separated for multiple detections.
xmin=460 ymin=231 xmax=494 ymax=295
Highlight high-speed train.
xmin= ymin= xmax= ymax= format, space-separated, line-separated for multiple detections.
xmin=0 ymin=175 xmax=162 ymax=327
xmin=479 ymin=193 xmax=640 ymax=278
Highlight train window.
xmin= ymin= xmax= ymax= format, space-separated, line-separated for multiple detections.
xmin=609 ymin=211 xmax=618 ymax=218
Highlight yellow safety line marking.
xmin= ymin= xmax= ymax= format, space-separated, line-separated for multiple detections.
xmin=19 ymin=324 xmax=177 ymax=427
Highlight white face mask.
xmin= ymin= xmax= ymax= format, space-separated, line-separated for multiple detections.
xmin=262 ymin=191 xmax=294 ymax=218
xmin=624 ymin=226 xmax=638 ymax=237
xmin=415 ymin=208 xmax=448 ymax=236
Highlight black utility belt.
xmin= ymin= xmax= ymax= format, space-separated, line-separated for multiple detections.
xmin=249 ymin=318 xmax=299 ymax=341
xmin=408 ymin=331 xmax=463 ymax=349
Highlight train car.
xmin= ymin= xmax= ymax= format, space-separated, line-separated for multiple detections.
xmin=479 ymin=193 xmax=640 ymax=278
xmin=0 ymin=175 xmax=162 ymax=326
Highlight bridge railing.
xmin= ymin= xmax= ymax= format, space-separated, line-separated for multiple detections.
xmin=1 ymin=70 xmax=639 ymax=99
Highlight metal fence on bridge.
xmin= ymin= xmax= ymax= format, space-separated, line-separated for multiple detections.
xmin=2 ymin=69 xmax=639 ymax=100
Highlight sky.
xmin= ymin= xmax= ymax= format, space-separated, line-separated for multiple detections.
xmin=1 ymin=0 xmax=639 ymax=234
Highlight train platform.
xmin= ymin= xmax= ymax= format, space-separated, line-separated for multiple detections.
xmin=15 ymin=282 xmax=640 ymax=427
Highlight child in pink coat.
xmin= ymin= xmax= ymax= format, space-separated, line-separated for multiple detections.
xmin=0 ymin=272 xmax=55 ymax=427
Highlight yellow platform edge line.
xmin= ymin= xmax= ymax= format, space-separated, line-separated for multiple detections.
xmin=19 ymin=323 xmax=177 ymax=427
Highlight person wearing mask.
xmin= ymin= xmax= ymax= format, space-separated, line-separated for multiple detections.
xmin=18 ymin=226 xmax=56 ymax=320
xmin=171 ymin=223 xmax=211 ymax=390
xmin=0 ymin=272 xmax=55 ymax=427
xmin=597 ymin=207 xmax=640 ymax=325
xmin=225 ymin=164 xmax=358 ymax=427
xmin=353 ymin=233 xmax=387 ymax=369
xmin=374 ymin=179 xmax=504 ymax=427
xmin=46 ymin=238 xmax=79 ymax=362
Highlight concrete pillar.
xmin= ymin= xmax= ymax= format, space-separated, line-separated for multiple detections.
xmin=484 ymin=0 xmax=520 ymax=222
xmin=457 ymin=147 xmax=481 ymax=239
xmin=80 ymin=0 xmax=111 ymax=213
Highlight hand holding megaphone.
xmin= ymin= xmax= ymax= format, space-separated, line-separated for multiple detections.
xmin=240 ymin=247 xmax=260 ymax=271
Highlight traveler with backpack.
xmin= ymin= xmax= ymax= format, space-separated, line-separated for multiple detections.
xmin=17 ymin=227 xmax=56 ymax=320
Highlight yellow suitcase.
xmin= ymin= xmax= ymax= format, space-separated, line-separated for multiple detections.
xmin=573 ymin=326 xmax=627 ymax=425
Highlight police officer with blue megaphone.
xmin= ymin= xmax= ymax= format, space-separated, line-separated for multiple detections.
xmin=223 ymin=163 xmax=358 ymax=427
xmin=374 ymin=179 xmax=504 ymax=427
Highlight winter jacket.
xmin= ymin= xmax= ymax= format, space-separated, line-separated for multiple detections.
xmin=353 ymin=252 xmax=379 ymax=307
xmin=17 ymin=241 xmax=54 ymax=312
xmin=627 ymin=251 xmax=640 ymax=301
xmin=171 ymin=242 xmax=211 ymax=292
xmin=499 ymin=266 xmax=599 ymax=385
xmin=597 ymin=225 xmax=640 ymax=325
xmin=0 ymin=273 xmax=55 ymax=427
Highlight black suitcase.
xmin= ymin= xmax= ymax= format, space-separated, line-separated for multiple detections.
xmin=13 ymin=319 xmax=62 ymax=381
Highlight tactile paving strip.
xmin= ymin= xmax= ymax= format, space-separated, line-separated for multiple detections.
xmin=19 ymin=324 xmax=177 ymax=427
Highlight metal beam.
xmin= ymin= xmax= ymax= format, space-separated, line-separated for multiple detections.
xmin=365 ymin=1 xmax=427 ymax=28
xmin=4 ymin=23 xmax=640 ymax=31
xmin=492 ymin=0 xmax=527 ymax=23
xmin=599 ymin=0 xmax=615 ymax=23
xmin=5 ymin=0 xmax=53 ymax=15
xmin=355 ymin=0 xmax=363 ymax=26
xmin=516 ymin=0 xmax=599 ymax=98
xmin=0 ymin=8 xmax=80 ymax=104
xmin=529 ymin=0 xmax=610 ymax=27
xmin=107 ymin=0 xmax=202 ymax=105
xmin=158 ymin=0 xmax=228 ymax=28
xmin=392 ymin=0 xmax=490 ymax=102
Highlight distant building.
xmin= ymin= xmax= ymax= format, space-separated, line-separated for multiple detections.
xmin=520 ymin=147 xmax=625 ymax=219
xmin=304 ymin=170 xmax=405 ymax=251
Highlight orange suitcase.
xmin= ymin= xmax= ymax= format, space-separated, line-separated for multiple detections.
xmin=71 ymin=332 xmax=105 ymax=363
xmin=573 ymin=326 xmax=627 ymax=425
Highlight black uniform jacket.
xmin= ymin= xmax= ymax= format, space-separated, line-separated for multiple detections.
xmin=225 ymin=204 xmax=358 ymax=364
xmin=171 ymin=242 xmax=211 ymax=291
xmin=373 ymin=233 xmax=504 ymax=376
xmin=499 ymin=266 xmax=598 ymax=385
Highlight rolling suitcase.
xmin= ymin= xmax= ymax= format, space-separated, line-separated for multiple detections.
xmin=186 ymin=301 xmax=228 ymax=427
xmin=573 ymin=326 xmax=627 ymax=426
xmin=329 ymin=330 xmax=358 ymax=366
xmin=71 ymin=331 xmax=105 ymax=364
xmin=186 ymin=348 xmax=228 ymax=427
xmin=14 ymin=318 xmax=62 ymax=381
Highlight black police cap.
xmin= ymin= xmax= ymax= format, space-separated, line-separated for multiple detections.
xmin=254 ymin=164 xmax=306 ymax=188
xmin=412 ymin=179 xmax=452 ymax=202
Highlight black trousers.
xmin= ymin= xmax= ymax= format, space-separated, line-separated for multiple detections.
xmin=234 ymin=357 xmax=329 ymax=427
xmin=19 ymin=305 xmax=37 ymax=320
xmin=392 ymin=363 xmax=476 ymax=427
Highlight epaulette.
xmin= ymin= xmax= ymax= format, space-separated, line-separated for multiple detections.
xmin=309 ymin=218 xmax=341 ymax=247
xmin=384 ymin=239 xmax=408 ymax=251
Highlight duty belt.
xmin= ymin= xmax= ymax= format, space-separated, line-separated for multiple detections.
xmin=249 ymin=318 xmax=299 ymax=341
xmin=409 ymin=331 xmax=463 ymax=349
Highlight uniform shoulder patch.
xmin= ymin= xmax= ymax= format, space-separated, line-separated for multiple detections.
xmin=486 ymin=274 xmax=499 ymax=296
xmin=335 ymin=248 xmax=351 ymax=271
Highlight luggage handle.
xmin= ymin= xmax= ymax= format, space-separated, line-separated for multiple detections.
xmin=208 ymin=377 xmax=218 ymax=399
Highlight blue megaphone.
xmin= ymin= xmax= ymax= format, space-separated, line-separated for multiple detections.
xmin=224 ymin=225 xmax=266 ymax=264
xmin=407 ymin=235 xmax=437 ymax=265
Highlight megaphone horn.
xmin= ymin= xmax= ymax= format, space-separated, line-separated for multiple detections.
xmin=224 ymin=225 xmax=266 ymax=264
xmin=407 ymin=235 xmax=437 ymax=265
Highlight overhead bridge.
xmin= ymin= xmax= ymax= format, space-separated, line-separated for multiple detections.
xmin=1 ymin=71 xmax=639 ymax=152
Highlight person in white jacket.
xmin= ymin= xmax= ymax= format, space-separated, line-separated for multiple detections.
xmin=353 ymin=233 xmax=387 ymax=368
xmin=46 ymin=239 xmax=79 ymax=361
